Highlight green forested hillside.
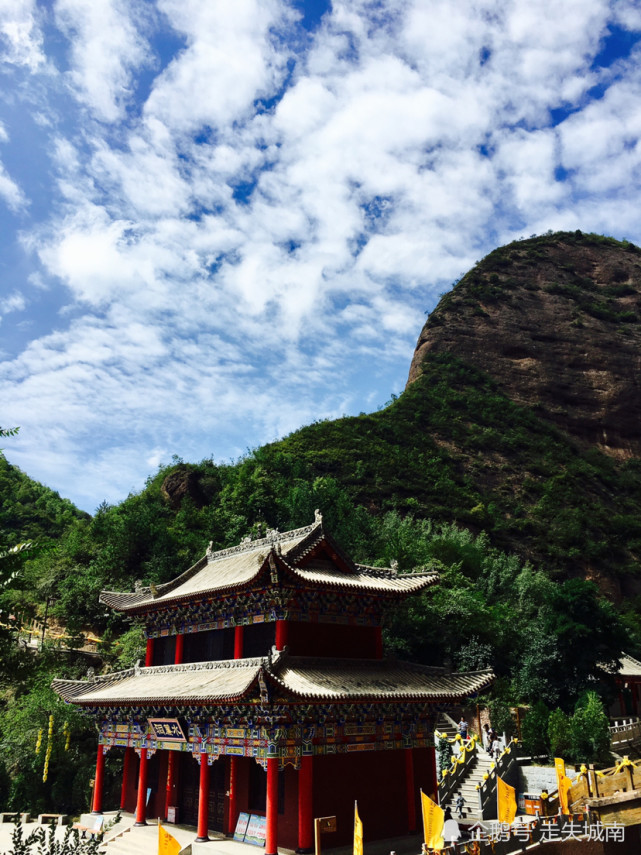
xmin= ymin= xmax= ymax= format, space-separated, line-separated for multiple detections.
xmin=0 ymin=455 xmax=88 ymax=547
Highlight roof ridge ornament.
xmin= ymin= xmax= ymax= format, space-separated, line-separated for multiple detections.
xmin=314 ymin=509 xmax=322 ymax=524
xmin=390 ymin=559 xmax=399 ymax=576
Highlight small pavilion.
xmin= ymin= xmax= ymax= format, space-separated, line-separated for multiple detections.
xmin=53 ymin=514 xmax=493 ymax=850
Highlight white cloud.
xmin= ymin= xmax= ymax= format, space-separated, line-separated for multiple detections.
xmin=55 ymin=0 xmax=150 ymax=122
xmin=0 ymin=0 xmax=44 ymax=69
xmin=0 ymin=159 xmax=26 ymax=210
xmin=2 ymin=0 xmax=641 ymax=510
xmin=146 ymin=0 xmax=291 ymax=132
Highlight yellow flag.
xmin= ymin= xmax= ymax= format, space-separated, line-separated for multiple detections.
xmin=353 ymin=801 xmax=363 ymax=855
xmin=421 ymin=790 xmax=444 ymax=851
xmin=158 ymin=821 xmax=181 ymax=855
xmin=496 ymin=775 xmax=517 ymax=825
xmin=554 ymin=758 xmax=570 ymax=814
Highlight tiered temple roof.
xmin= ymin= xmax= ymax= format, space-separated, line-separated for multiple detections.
xmin=99 ymin=518 xmax=439 ymax=613
xmin=52 ymin=650 xmax=494 ymax=707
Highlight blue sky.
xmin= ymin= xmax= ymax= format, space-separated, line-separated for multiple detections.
xmin=1 ymin=0 xmax=641 ymax=513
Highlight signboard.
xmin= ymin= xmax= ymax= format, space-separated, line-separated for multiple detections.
xmin=317 ymin=817 xmax=337 ymax=833
xmin=245 ymin=814 xmax=267 ymax=846
xmin=167 ymin=807 xmax=178 ymax=824
xmin=234 ymin=812 xmax=250 ymax=842
xmin=148 ymin=719 xmax=186 ymax=742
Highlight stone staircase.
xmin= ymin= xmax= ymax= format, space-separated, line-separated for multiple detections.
xmin=98 ymin=815 xmax=195 ymax=855
xmin=435 ymin=714 xmax=494 ymax=824
xmin=98 ymin=816 xmax=262 ymax=855
xmin=445 ymin=749 xmax=494 ymax=823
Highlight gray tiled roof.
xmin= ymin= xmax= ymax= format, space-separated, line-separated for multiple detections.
xmin=99 ymin=520 xmax=439 ymax=611
xmin=52 ymin=651 xmax=494 ymax=707
xmin=52 ymin=658 xmax=264 ymax=705
xmin=100 ymin=524 xmax=317 ymax=611
xmin=616 ymin=654 xmax=641 ymax=678
xmin=269 ymin=657 xmax=494 ymax=701
xmin=288 ymin=561 xmax=438 ymax=592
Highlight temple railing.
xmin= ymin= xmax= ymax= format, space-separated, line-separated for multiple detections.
xmin=437 ymin=731 xmax=480 ymax=805
xmin=609 ymin=718 xmax=641 ymax=749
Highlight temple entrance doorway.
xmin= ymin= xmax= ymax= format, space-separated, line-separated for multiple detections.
xmin=177 ymin=753 xmax=226 ymax=831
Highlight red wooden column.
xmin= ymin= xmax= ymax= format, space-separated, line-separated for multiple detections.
xmin=145 ymin=638 xmax=154 ymax=667
xmin=196 ymin=755 xmax=210 ymax=841
xmin=405 ymin=748 xmax=416 ymax=832
xmin=234 ymin=626 xmax=244 ymax=659
xmin=134 ymin=748 xmax=148 ymax=826
xmin=228 ymin=757 xmax=238 ymax=836
xmin=275 ymin=620 xmax=288 ymax=651
xmin=374 ymin=627 xmax=383 ymax=659
xmin=297 ymin=755 xmax=313 ymax=852
xmin=174 ymin=633 xmax=184 ymax=664
xmin=265 ymin=758 xmax=278 ymax=855
xmin=92 ymin=744 xmax=105 ymax=814
xmin=120 ymin=746 xmax=133 ymax=810
xmin=165 ymin=751 xmax=177 ymax=820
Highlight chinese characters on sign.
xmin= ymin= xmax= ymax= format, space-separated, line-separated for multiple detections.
xmin=469 ymin=820 xmax=625 ymax=844
xmin=148 ymin=718 xmax=186 ymax=742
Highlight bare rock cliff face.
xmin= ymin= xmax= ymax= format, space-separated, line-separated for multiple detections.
xmin=407 ymin=233 xmax=641 ymax=459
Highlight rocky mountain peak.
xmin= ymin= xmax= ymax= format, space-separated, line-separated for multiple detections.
xmin=407 ymin=231 xmax=641 ymax=459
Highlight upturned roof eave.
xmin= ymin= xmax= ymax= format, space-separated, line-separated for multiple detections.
xmin=264 ymin=657 xmax=495 ymax=703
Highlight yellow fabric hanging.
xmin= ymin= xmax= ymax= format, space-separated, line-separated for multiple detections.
xmin=158 ymin=821 xmax=181 ymax=855
xmin=353 ymin=801 xmax=363 ymax=855
xmin=496 ymin=775 xmax=517 ymax=824
xmin=421 ymin=790 xmax=444 ymax=851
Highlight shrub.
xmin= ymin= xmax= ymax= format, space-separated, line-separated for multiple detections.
xmin=437 ymin=736 xmax=453 ymax=776
xmin=569 ymin=692 xmax=611 ymax=765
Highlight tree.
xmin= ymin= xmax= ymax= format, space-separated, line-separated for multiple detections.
xmin=548 ymin=708 xmax=572 ymax=759
xmin=569 ymin=692 xmax=611 ymax=765
xmin=521 ymin=701 xmax=550 ymax=758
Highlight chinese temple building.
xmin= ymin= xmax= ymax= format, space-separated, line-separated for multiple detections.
xmin=53 ymin=515 xmax=493 ymax=851
xmin=612 ymin=654 xmax=641 ymax=716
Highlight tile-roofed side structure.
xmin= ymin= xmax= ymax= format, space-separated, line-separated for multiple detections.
xmin=616 ymin=653 xmax=641 ymax=677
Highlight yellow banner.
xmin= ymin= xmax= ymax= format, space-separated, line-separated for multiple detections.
xmin=554 ymin=757 xmax=566 ymax=787
xmin=353 ymin=802 xmax=363 ymax=855
xmin=496 ymin=775 xmax=517 ymax=825
xmin=421 ymin=790 xmax=444 ymax=851
xmin=554 ymin=758 xmax=570 ymax=814
xmin=158 ymin=822 xmax=181 ymax=855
